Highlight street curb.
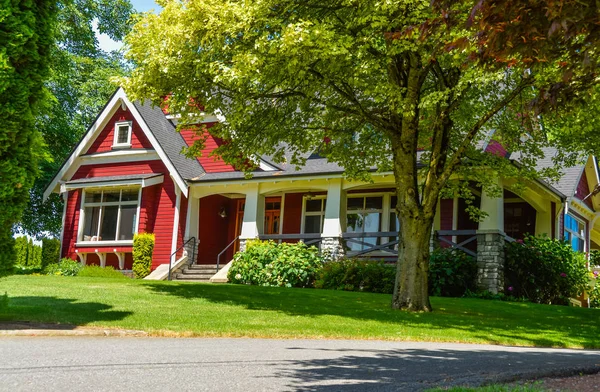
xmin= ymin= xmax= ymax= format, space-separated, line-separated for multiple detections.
xmin=483 ymin=365 xmax=600 ymax=386
xmin=0 ymin=322 xmax=147 ymax=337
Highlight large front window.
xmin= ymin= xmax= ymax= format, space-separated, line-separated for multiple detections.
xmin=80 ymin=188 xmax=140 ymax=242
xmin=346 ymin=196 xmax=383 ymax=251
xmin=302 ymin=197 xmax=326 ymax=234
xmin=564 ymin=213 xmax=585 ymax=252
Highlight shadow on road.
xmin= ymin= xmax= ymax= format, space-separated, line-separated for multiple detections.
xmin=0 ymin=296 xmax=132 ymax=329
xmin=274 ymin=346 xmax=600 ymax=391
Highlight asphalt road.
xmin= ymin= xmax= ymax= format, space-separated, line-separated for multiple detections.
xmin=1 ymin=337 xmax=599 ymax=391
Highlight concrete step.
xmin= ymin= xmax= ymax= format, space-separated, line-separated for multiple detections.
xmin=174 ymin=273 xmax=212 ymax=281
xmin=186 ymin=264 xmax=218 ymax=271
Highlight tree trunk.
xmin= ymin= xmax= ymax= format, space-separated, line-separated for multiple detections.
xmin=392 ymin=214 xmax=434 ymax=312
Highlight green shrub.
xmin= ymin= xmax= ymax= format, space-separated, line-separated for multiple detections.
xmin=590 ymin=250 xmax=600 ymax=267
xmin=315 ymin=258 xmax=396 ymax=293
xmin=0 ymin=292 xmax=8 ymax=310
xmin=429 ymin=248 xmax=477 ymax=297
xmin=78 ymin=265 xmax=128 ymax=279
xmin=504 ymin=236 xmax=589 ymax=305
xmin=0 ymin=234 xmax=16 ymax=277
xmin=589 ymin=271 xmax=599 ymax=308
xmin=228 ymin=240 xmax=324 ymax=288
xmin=13 ymin=264 xmax=43 ymax=275
xmin=45 ymin=258 xmax=83 ymax=277
xmin=41 ymin=238 xmax=61 ymax=269
xmin=133 ymin=233 xmax=155 ymax=279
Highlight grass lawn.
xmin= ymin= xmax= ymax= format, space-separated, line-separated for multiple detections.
xmin=1 ymin=275 xmax=599 ymax=348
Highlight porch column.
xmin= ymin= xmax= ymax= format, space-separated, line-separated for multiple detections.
xmin=184 ymin=195 xmax=200 ymax=262
xmin=321 ymin=178 xmax=345 ymax=260
xmin=535 ymin=200 xmax=552 ymax=238
xmin=476 ymin=177 xmax=505 ymax=294
xmin=239 ymin=183 xmax=264 ymax=252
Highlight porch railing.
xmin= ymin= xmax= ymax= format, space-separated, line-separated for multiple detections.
xmin=435 ymin=230 xmax=478 ymax=257
xmin=258 ymin=233 xmax=323 ymax=246
xmin=168 ymin=237 xmax=196 ymax=281
xmin=216 ymin=236 xmax=239 ymax=272
xmin=342 ymin=231 xmax=399 ymax=258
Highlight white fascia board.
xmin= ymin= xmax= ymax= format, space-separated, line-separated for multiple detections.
xmin=121 ymin=93 xmax=189 ymax=198
xmin=43 ymin=90 xmax=124 ymax=200
xmin=79 ymin=149 xmax=160 ymax=163
xmin=62 ymin=175 xmax=164 ymax=192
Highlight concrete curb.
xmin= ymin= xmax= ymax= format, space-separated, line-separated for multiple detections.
xmin=0 ymin=322 xmax=148 ymax=337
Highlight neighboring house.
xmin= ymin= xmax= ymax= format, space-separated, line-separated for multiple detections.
xmin=44 ymin=88 xmax=600 ymax=292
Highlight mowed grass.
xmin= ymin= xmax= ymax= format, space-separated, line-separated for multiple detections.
xmin=1 ymin=275 xmax=599 ymax=348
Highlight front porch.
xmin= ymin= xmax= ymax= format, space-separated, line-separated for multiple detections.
xmin=180 ymin=175 xmax=563 ymax=291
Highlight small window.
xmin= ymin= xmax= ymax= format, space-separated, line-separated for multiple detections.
xmin=302 ymin=197 xmax=326 ymax=234
xmin=564 ymin=213 xmax=585 ymax=252
xmin=113 ymin=121 xmax=132 ymax=148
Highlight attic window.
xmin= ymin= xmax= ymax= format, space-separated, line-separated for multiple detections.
xmin=113 ymin=121 xmax=132 ymax=148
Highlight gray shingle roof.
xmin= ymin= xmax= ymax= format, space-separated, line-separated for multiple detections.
xmin=134 ymin=100 xmax=205 ymax=181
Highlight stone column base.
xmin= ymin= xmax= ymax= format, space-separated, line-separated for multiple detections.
xmin=476 ymin=230 xmax=505 ymax=294
xmin=321 ymin=237 xmax=345 ymax=261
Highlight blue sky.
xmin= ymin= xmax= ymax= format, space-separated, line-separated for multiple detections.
xmin=96 ymin=0 xmax=162 ymax=52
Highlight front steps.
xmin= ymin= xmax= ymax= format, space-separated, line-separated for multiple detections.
xmin=173 ymin=264 xmax=219 ymax=282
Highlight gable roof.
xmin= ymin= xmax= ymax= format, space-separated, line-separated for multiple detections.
xmin=44 ymin=88 xmax=196 ymax=199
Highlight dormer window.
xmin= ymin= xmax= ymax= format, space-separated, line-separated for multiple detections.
xmin=113 ymin=121 xmax=132 ymax=148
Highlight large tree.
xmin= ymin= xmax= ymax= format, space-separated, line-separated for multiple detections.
xmin=0 ymin=0 xmax=56 ymax=276
xmin=123 ymin=0 xmax=597 ymax=311
xmin=17 ymin=0 xmax=134 ymax=239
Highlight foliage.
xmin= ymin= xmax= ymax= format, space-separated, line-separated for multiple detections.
xmin=133 ymin=233 xmax=155 ymax=279
xmin=589 ymin=250 xmax=600 ymax=267
xmin=315 ymin=259 xmax=396 ymax=294
xmin=45 ymin=258 xmax=83 ymax=277
xmin=78 ymin=265 xmax=128 ymax=279
xmin=0 ymin=0 xmax=56 ymax=277
xmin=429 ymin=248 xmax=477 ymax=297
xmin=228 ymin=240 xmax=324 ymax=288
xmin=41 ymin=238 xmax=61 ymax=269
xmin=504 ymin=236 xmax=589 ymax=305
xmin=14 ymin=237 xmax=43 ymax=267
xmin=0 ymin=292 xmax=7 ymax=310
xmin=123 ymin=0 xmax=596 ymax=311
xmin=12 ymin=265 xmax=43 ymax=276
xmin=589 ymin=271 xmax=599 ymax=309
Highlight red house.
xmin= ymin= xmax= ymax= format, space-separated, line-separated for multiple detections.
xmin=45 ymin=88 xmax=600 ymax=292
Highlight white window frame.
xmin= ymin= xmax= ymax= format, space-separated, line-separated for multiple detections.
xmin=300 ymin=196 xmax=327 ymax=234
xmin=76 ymin=187 xmax=142 ymax=246
xmin=565 ymin=213 xmax=586 ymax=252
xmin=112 ymin=121 xmax=133 ymax=148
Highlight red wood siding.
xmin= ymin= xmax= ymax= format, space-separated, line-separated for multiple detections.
xmin=179 ymin=124 xmax=236 ymax=173
xmin=62 ymin=190 xmax=82 ymax=259
xmin=282 ymin=193 xmax=303 ymax=234
xmin=575 ymin=170 xmax=594 ymax=210
xmin=485 ymin=140 xmax=508 ymax=157
xmin=85 ymin=108 xmax=152 ymax=154
xmin=198 ymin=195 xmax=233 ymax=264
xmin=64 ymin=160 xmax=178 ymax=270
xmin=438 ymin=198 xmax=454 ymax=248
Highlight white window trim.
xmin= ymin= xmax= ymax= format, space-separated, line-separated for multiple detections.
xmin=112 ymin=121 xmax=133 ymax=148
xmin=565 ymin=213 xmax=586 ymax=252
xmin=76 ymin=188 xmax=141 ymax=245
xmin=300 ymin=195 xmax=327 ymax=234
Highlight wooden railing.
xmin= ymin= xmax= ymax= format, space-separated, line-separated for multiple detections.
xmin=435 ymin=230 xmax=478 ymax=257
xmin=342 ymin=231 xmax=399 ymax=257
xmin=258 ymin=233 xmax=322 ymax=246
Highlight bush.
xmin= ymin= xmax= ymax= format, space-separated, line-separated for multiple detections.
xmin=41 ymin=238 xmax=60 ymax=269
xmin=589 ymin=271 xmax=599 ymax=308
xmin=0 ymin=234 xmax=15 ymax=277
xmin=429 ymin=248 xmax=477 ymax=297
xmin=0 ymin=292 xmax=8 ymax=310
xmin=228 ymin=240 xmax=324 ymax=288
xmin=13 ymin=264 xmax=43 ymax=275
xmin=78 ymin=265 xmax=128 ymax=279
xmin=505 ymin=236 xmax=589 ymax=305
xmin=315 ymin=259 xmax=396 ymax=293
xmin=133 ymin=233 xmax=155 ymax=279
xmin=45 ymin=258 xmax=83 ymax=277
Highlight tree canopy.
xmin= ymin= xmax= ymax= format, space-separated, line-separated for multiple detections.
xmin=124 ymin=0 xmax=598 ymax=310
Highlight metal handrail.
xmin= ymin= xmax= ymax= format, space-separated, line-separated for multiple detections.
xmin=168 ymin=237 xmax=197 ymax=281
xmin=216 ymin=236 xmax=239 ymax=272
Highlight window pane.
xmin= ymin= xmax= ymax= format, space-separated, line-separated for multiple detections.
xmin=100 ymin=206 xmax=118 ymax=240
xmin=346 ymin=197 xmax=363 ymax=210
xmin=117 ymin=125 xmax=129 ymax=144
xmin=85 ymin=191 xmax=102 ymax=203
xmin=305 ymin=199 xmax=323 ymax=212
xmin=363 ymin=212 xmax=381 ymax=232
xmin=121 ymin=189 xmax=139 ymax=202
xmin=389 ymin=214 xmax=400 ymax=233
xmin=118 ymin=206 xmax=137 ymax=240
xmin=391 ymin=196 xmax=398 ymax=210
xmin=365 ymin=197 xmax=383 ymax=210
xmin=304 ymin=215 xmax=321 ymax=234
xmin=104 ymin=191 xmax=120 ymax=203
xmin=82 ymin=207 xmax=100 ymax=240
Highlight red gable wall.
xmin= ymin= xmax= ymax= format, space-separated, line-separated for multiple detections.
xmin=179 ymin=123 xmax=236 ymax=173
xmin=85 ymin=108 xmax=153 ymax=154
xmin=575 ymin=169 xmax=594 ymax=210
xmin=484 ymin=140 xmax=508 ymax=157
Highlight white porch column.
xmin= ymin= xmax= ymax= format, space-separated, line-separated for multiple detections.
xmin=59 ymin=191 xmax=68 ymax=261
xmin=183 ymin=195 xmax=200 ymax=262
xmin=535 ymin=200 xmax=552 ymax=237
xmin=170 ymin=185 xmax=182 ymax=265
xmin=476 ymin=176 xmax=505 ymax=294
xmin=239 ymin=183 xmax=264 ymax=251
xmin=321 ymin=178 xmax=345 ymax=260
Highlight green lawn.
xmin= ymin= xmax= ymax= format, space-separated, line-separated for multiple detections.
xmin=1 ymin=275 xmax=598 ymax=348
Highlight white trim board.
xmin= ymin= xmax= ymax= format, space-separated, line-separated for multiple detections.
xmin=62 ymin=174 xmax=164 ymax=192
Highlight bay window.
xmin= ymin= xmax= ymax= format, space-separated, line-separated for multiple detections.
xmin=564 ymin=213 xmax=585 ymax=252
xmin=79 ymin=188 xmax=140 ymax=242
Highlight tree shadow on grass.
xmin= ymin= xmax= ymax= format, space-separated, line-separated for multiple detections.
xmin=272 ymin=345 xmax=600 ymax=391
xmin=0 ymin=296 xmax=132 ymax=329
xmin=144 ymin=282 xmax=600 ymax=349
